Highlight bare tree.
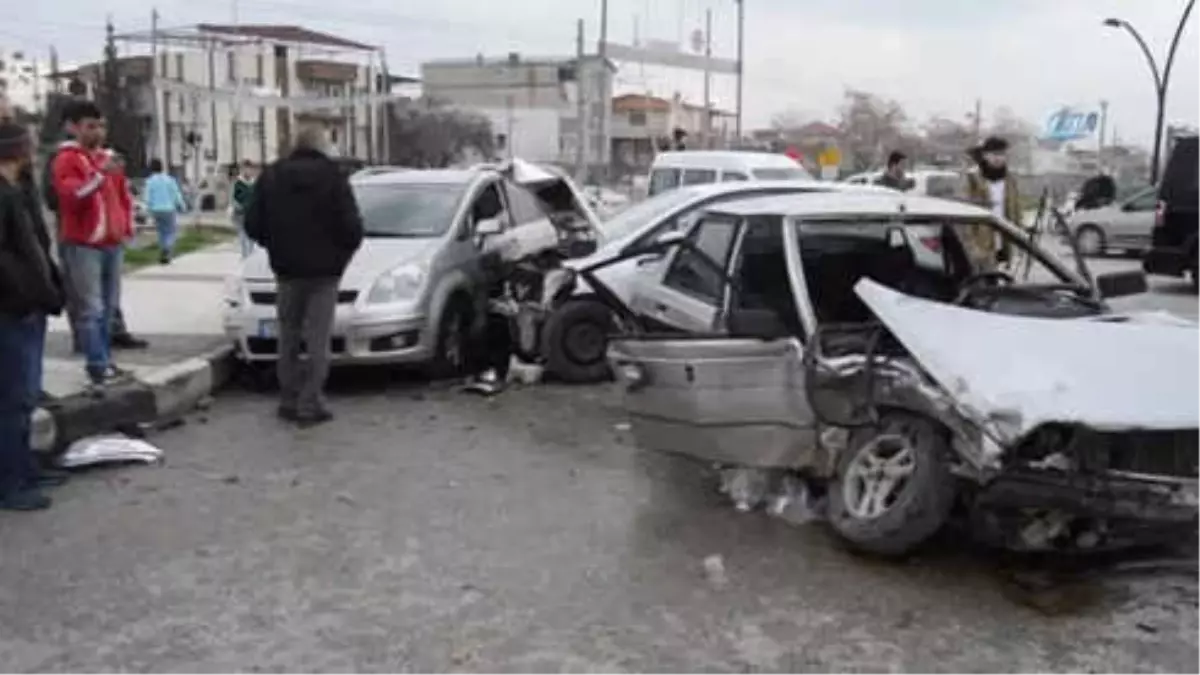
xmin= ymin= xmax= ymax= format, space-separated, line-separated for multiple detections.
xmin=386 ymin=100 xmax=496 ymax=168
xmin=986 ymin=106 xmax=1039 ymax=173
xmin=836 ymin=89 xmax=909 ymax=172
xmin=920 ymin=116 xmax=976 ymax=166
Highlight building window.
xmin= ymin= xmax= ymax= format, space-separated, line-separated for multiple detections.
xmin=495 ymin=134 xmax=508 ymax=151
xmin=174 ymin=53 xmax=184 ymax=82
xmin=629 ymin=111 xmax=647 ymax=127
xmin=227 ymin=51 xmax=236 ymax=83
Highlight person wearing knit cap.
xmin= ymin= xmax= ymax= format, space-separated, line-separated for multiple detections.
xmin=959 ymin=136 xmax=1023 ymax=270
xmin=0 ymin=122 xmax=67 ymax=511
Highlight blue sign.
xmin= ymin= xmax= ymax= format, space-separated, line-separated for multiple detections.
xmin=1043 ymin=107 xmax=1100 ymax=141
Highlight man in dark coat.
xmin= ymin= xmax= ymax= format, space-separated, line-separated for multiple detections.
xmin=0 ymin=121 xmax=68 ymax=511
xmin=244 ymin=125 xmax=363 ymax=426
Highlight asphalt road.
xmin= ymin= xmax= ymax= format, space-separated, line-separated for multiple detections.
xmin=0 ymin=268 xmax=1195 ymax=672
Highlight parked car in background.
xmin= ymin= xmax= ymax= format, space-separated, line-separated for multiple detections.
xmin=1144 ymin=135 xmax=1199 ymax=289
xmin=842 ymin=168 xmax=962 ymax=198
xmin=608 ymin=190 xmax=1193 ymax=556
xmin=647 ymin=151 xmax=813 ymax=197
xmin=223 ymin=160 xmax=600 ymax=374
xmin=1067 ymin=185 xmax=1157 ymax=256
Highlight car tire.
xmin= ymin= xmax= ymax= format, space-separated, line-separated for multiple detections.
xmin=1074 ymin=225 xmax=1106 ymax=257
xmin=827 ymin=412 xmax=957 ymax=557
xmin=429 ymin=297 xmax=472 ymax=379
xmin=542 ymin=299 xmax=615 ymax=384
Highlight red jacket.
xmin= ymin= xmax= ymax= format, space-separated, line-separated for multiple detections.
xmin=51 ymin=141 xmax=134 ymax=247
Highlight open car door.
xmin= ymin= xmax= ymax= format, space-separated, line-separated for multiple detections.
xmin=608 ymin=217 xmax=821 ymax=469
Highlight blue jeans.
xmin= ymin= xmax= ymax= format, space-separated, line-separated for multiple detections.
xmin=0 ymin=314 xmax=46 ymax=495
xmin=233 ymin=212 xmax=254 ymax=258
xmin=152 ymin=211 xmax=178 ymax=255
xmin=59 ymin=243 xmax=122 ymax=381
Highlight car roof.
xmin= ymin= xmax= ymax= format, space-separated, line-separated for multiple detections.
xmin=705 ymin=191 xmax=992 ymax=219
xmin=352 ymin=168 xmax=479 ymax=186
xmin=651 ymin=151 xmax=802 ymax=171
xmin=658 ymin=178 xmax=894 ymax=202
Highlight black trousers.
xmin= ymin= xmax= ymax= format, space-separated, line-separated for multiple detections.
xmin=464 ymin=312 xmax=513 ymax=381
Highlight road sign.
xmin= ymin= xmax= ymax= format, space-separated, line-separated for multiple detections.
xmin=818 ymin=147 xmax=841 ymax=167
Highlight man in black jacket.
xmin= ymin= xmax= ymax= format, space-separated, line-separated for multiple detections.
xmin=0 ymin=122 xmax=67 ymax=511
xmin=245 ymin=125 xmax=363 ymax=426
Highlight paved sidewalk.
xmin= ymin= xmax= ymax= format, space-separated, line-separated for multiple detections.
xmin=35 ymin=241 xmax=243 ymax=452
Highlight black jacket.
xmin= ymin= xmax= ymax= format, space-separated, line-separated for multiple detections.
xmin=875 ymin=172 xmax=915 ymax=192
xmin=244 ymin=148 xmax=364 ymax=279
xmin=0 ymin=174 xmax=65 ymax=317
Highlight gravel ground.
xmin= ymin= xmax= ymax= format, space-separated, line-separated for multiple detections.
xmin=0 ymin=373 xmax=1195 ymax=673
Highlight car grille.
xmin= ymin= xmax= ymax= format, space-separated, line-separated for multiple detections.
xmin=246 ymin=337 xmax=347 ymax=356
xmin=1100 ymin=429 xmax=1199 ymax=479
xmin=249 ymin=290 xmax=359 ymax=306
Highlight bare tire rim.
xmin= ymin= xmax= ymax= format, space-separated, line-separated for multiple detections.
xmin=1077 ymin=229 xmax=1102 ymax=256
xmin=564 ymin=321 xmax=607 ymax=365
xmin=842 ymin=431 xmax=918 ymax=520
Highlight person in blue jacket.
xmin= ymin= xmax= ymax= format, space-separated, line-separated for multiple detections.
xmin=143 ymin=158 xmax=188 ymax=264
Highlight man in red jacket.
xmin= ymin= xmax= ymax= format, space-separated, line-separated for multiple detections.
xmin=51 ymin=100 xmax=134 ymax=389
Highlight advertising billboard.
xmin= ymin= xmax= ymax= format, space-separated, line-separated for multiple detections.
xmin=1043 ymin=106 xmax=1101 ymax=142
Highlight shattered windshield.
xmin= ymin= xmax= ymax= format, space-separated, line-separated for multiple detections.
xmin=352 ymin=183 xmax=465 ymax=238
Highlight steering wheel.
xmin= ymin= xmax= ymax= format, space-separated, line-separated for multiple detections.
xmin=954 ymin=270 xmax=1016 ymax=305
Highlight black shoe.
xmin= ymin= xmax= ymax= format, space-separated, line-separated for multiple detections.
xmin=277 ymin=405 xmax=299 ymax=422
xmin=0 ymin=488 xmax=52 ymax=511
xmin=295 ymin=408 xmax=334 ymax=428
xmin=104 ymin=364 xmax=133 ymax=382
xmin=111 ymin=333 xmax=149 ymax=350
xmin=160 ymin=251 xmax=172 ymax=265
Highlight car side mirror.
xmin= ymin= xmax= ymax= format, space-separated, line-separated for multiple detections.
xmin=475 ymin=216 xmax=504 ymax=237
xmin=1095 ymin=270 xmax=1148 ymax=299
xmin=656 ymin=230 xmax=687 ymax=246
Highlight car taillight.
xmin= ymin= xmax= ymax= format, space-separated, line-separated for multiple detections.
xmin=1155 ymin=200 xmax=1166 ymax=228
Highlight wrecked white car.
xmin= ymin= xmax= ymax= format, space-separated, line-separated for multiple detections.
xmin=607 ymin=191 xmax=1198 ymax=556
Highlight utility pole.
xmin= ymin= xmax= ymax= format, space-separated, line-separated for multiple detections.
xmin=703 ymin=8 xmax=712 ymax=148
xmin=575 ymin=19 xmax=588 ymax=182
xmin=1098 ymin=99 xmax=1109 ymax=162
xmin=49 ymin=47 xmax=61 ymax=94
xmin=735 ymin=0 xmax=745 ymax=143
xmin=597 ymin=0 xmax=609 ymax=182
xmin=379 ymin=47 xmax=391 ymax=165
xmin=231 ymin=0 xmax=242 ymax=164
xmin=972 ymin=98 xmax=982 ymax=143
xmin=151 ymin=8 xmax=167 ymax=169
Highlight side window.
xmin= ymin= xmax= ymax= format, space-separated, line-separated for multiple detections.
xmin=926 ymin=175 xmax=959 ymax=198
xmin=649 ymin=168 xmax=681 ymax=196
xmin=662 ymin=216 xmax=739 ymax=304
xmin=470 ymin=182 xmax=506 ymax=231
xmin=504 ymin=182 xmax=548 ymax=225
xmin=722 ymin=171 xmax=749 ymax=182
xmin=682 ymin=168 xmax=717 ymax=186
xmin=1128 ymin=189 xmax=1158 ymax=211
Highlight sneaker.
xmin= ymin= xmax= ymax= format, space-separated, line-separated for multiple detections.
xmin=103 ymin=364 xmax=133 ymax=382
xmin=111 ymin=333 xmax=149 ymax=350
xmin=0 ymin=488 xmax=52 ymax=511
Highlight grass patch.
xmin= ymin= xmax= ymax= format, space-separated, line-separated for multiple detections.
xmin=124 ymin=226 xmax=235 ymax=272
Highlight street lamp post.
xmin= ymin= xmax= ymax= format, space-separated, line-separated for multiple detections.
xmin=1103 ymin=0 xmax=1196 ymax=185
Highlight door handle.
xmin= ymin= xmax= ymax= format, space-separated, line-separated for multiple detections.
xmin=653 ymin=302 xmax=669 ymax=314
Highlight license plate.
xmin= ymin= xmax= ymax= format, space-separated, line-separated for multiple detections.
xmin=258 ymin=319 xmax=277 ymax=338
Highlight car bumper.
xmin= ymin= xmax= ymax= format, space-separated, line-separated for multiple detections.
xmin=223 ymin=303 xmax=433 ymax=365
xmin=1143 ymin=246 xmax=1192 ymax=277
xmin=978 ymin=469 xmax=1198 ymax=523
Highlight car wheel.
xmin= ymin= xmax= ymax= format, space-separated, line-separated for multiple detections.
xmin=542 ymin=299 xmax=615 ymax=384
xmin=430 ymin=298 xmax=471 ymax=379
xmin=1074 ymin=225 xmax=1106 ymax=257
xmin=827 ymin=412 xmax=957 ymax=557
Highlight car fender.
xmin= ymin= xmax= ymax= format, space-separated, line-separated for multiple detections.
xmin=425 ymin=267 xmax=480 ymax=346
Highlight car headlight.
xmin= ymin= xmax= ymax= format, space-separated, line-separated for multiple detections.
xmin=367 ymin=261 xmax=427 ymax=304
xmin=222 ymin=275 xmax=244 ymax=308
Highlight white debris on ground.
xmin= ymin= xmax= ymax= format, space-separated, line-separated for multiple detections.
xmin=719 ymin=467 xmax=826 ymax=523
xmin=58 ymin=434 xmax=164 ymax=469
xmin=702 ymin=554 xmax=728 ymax=588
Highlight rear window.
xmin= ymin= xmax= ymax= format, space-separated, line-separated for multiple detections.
xmin=649 ymin=168 xmax=682 ymax=196
xmin=682 ymin=169 xmax=718 ymax=186
xmin=1160 ymin=136 xmax=1198 ymax=209
xmin=925 ymin=175 xmax=959 ymax=198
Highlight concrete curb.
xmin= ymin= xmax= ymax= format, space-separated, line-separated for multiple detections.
xmin=32 ymin=344 xmax=237 ymax=454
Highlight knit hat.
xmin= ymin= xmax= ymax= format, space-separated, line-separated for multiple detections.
xmin=979 ymin=136 xmax=1008 ymax=154
xmin=0 ymin=122 xmax=30 ymax=162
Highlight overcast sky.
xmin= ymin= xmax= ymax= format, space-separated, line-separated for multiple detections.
xmin=10 ymin=0 xmax=1198 ymax=147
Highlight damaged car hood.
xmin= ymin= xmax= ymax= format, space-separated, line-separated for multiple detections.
xmin=855 ymin=278 xmax=1200 ymax=442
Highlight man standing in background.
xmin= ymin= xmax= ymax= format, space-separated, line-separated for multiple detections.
xmin=144 ymin=158 xmax=188 ymax=264
xmin=961 ymin=136 xmax=1023 ymax=269
xmin=230 ymin=160 xmax=258 ymax=258
xmin=876 ymin=151 xmax=915 ymax=192
xmin=51 ymin=101 xmax=136 ymax=391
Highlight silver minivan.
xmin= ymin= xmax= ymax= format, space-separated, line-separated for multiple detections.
xmin=223 ymin=162 xmax=600 ymax=374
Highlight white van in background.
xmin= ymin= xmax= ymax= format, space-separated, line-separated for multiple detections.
xmin=842 ymin=168 xmax=963 ymax=198
xmin=646 ymin=151 xmax=813 ymax=197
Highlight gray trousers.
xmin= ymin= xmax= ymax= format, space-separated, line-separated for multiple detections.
xmin=276 ymin=277 xmax=339 ymax=414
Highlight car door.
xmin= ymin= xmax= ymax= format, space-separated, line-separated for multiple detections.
xmin=628 ymin=213 xmax=740 ymax=332
xmin=608 ymin=222 xmax=820 ymax=470
xmin=1109 ymin=187 xmax=1158 ymax=250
